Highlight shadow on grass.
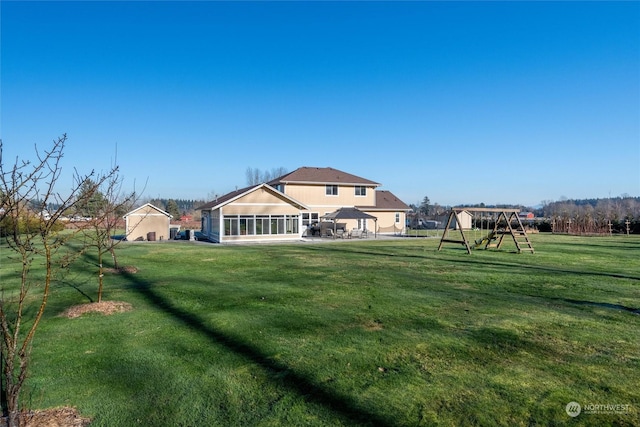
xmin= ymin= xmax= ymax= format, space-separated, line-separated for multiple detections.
xmin=438 ymin=255 xmax=640 ymax=281
xmin=86 ymin=253 xmax=394 ymax=426
xmin=466 ymin=326 xmax=550 ymax=357
xmin=58 ymin=279 xmax=94 ymax=303
xmin=563 ymin=299 xmax=640 ymax=315
xmin=534 ymin=296 xmax=640 ymax=316
xmin=306 ymin=244 xmax=640 ymax=281
xmin=547 ymin=237 xmax=640 ymax=250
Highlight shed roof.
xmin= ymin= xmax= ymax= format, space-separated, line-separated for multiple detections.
xmin=123 ymin=203 xmax=172 ymax=218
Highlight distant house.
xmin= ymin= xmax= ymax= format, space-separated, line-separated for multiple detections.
xmin=519 ymin=212 xmax=534 ymax=220
xmin=198 ymin=166 xmax=411 ymax=243
xmin=123 ymin=203 xmax=172 ymax=241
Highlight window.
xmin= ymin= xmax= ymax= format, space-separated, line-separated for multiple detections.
xmin=256 ymin=215 xmax=269 ymax=235
xmin=326 ymin=185 xmax=338 ymax=196
xmin=224 ymin=214 xmax=299 ymax=236
xmin=224 ymin=217 xmax=239 ymax=235
xmin=395 ymin=213 xmax=400 ymax=223
xmin=286 ymin=216 xmax=299 ymax=234
xmin=240 ymin=216 xmax=254 ymax=235
xmin=302 ymin=212 xmax=319 ymax=226
xmin=355 ymin=186 xmax=367 ymax=196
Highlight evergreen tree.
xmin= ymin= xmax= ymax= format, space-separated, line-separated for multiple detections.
xmin=166 ymin=199 xmax=181 ymax=219
xmin=419 ymin=196 xmax=430 ymax=216
xmin=75 ymin=179 xmax=107 ymax=217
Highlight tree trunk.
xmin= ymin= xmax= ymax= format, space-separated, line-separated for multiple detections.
xmin=110 ymin=246 xmax=119 ymax=270
xmin=98 ymin=253 xmax=104 ymax=303
xmin=7 ymin=389 xmax=19 ymax=427
xmin=3 ymin=355 xmax=19 ymax=427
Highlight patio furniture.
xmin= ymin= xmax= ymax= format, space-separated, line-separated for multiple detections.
xmin=350 ymin=229 xmax=363 ymax=238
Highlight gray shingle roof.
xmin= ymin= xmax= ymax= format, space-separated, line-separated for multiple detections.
xmin=269 ymin=167 xmax=380 ymax=186
xmin=357 ymin=190 xmax=411 ymax=211
xmin=196 ymin=185 xmax=254 ymax=210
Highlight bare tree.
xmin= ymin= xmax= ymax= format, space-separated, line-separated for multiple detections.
xmin=77 ymin=163 xmax=142 ymax=302
xmin=245 ymin=167 xmax=288 ymax=186
xmin=268 ymin=167 xmax=288 ymax=182
xmin=245 ymin=167 xmax=261 ymax=186
xmin=0 ymin=135 xmax=118 ymax=425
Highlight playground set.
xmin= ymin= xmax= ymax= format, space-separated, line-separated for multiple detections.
xmin=438 ymin=208 xmax=535 ymax=254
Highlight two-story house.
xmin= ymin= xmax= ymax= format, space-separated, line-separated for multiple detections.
xmin=198 ymin=167 xmax=410 ymax=243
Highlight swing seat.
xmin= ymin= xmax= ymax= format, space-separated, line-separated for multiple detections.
xmin=474 ymin=232 xmax=496 ymax=248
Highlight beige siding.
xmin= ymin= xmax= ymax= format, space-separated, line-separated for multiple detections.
xmin=222 ymin=203 xmax=300 ymax=215
xmin=124 ymin=204 xmax=171 ymax=241
xmin=126 ymin=214 xmax=170 ymax=241
xmin=284 ymin=184 xmax=376 ymax=209
xmin=222 ymin=189 xmax=302 ymax=215
xmin=237 ymin=187 xmax=287 ymax=204
xmin=370 ymin=211 xmax=406 ymax=234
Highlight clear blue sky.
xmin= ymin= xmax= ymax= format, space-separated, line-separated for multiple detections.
xmin=2 ymin=1 xmax=639 ymax=207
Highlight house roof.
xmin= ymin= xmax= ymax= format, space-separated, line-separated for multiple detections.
xmin=123 ymin=203 xmax=172 ymax=218
xmin=196 ymin=185 xmax=254 ymax=210
xmin=269 ymin=167 xmax=380 ymax=187
xmin=197 ymin=183 xmax=308 ymax=211
xmin=357 ymin=190 xmax=411 ymax=211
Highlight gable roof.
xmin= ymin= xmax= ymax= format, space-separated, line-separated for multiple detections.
xmin=197 ymin=183 xmax=308 ymax=211
xmin=269 ymin=167 xmax=380 ymax=187
xmin=196 ymin=185 xmax=254 ymax=210
xmin=123 ymin=203 xmax=172 ymax=218
xmin=357 ymin=190 xmax=411 ymax=211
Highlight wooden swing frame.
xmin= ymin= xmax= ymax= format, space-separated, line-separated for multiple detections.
xmin=437 ymin=208 xmax=534 ymax=254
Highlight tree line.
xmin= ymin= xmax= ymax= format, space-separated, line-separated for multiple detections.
xmin=535 ymin=197 xmax=640 ymax=234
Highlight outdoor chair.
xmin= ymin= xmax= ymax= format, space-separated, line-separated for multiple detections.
xmin=351 ymin=229 xmax=363 ymax=238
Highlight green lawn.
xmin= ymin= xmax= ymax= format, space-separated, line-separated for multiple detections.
xmin=3 ymin=233 xmax=639 ymax=426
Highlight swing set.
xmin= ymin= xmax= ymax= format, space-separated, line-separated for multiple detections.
xmin=437 ymin=208 xmax=534 ymax=254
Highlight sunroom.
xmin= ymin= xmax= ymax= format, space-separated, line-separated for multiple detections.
xmin=198 ymin=183 xmax=308 ymax=243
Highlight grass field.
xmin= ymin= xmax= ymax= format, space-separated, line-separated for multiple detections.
xmin=2 ymin=233 xmax=639 ymax=426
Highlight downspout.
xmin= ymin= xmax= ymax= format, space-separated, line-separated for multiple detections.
xmin=219 ymin=207 xmax=223 ymax=244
